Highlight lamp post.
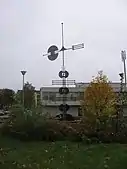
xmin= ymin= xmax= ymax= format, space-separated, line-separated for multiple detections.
xmin=119 ymin=73 xmax=124 ymax=117
xmin=121 ymin=51 xmax=126 ymax=91
xmin=116 ymin=73 xmax=124 ymax=133
xmin=21 ymin=71 xmax=27 ymax=111
xmin=119 ymin=73 xmax=124 ymax=93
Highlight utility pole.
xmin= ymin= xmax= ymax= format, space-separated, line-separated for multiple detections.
xmin=121 ymin=50 xmax=127 ymax=91
xmin=21 ymin=70 xmax=27 ymax=112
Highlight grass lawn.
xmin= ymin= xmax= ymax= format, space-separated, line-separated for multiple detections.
xmin=0 ymin=136 xmax=127 ymax=169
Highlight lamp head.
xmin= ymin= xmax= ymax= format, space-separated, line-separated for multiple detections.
xmin=21 ymin=71 xmax=27 ymax=75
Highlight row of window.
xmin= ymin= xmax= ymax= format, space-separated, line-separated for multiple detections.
xmin=42 ymin=96 xmax=79 ymax=101
xmin=42 ymin=92 xmax=84 ymax=101
xmin=42 ymin=91 xmax=127 ymax=103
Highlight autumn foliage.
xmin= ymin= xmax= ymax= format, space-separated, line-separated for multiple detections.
xmin=83 ymin=71 xmax=117 ymax=118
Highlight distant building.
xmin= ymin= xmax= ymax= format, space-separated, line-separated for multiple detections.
xmin=40 ymin=82 xmax=126 ymax=117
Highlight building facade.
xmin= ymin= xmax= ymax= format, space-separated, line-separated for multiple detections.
xmin=40 ymin=87 xmax=83 ymax=116
xmin=40 ymin=82 xmax=126 ymax=117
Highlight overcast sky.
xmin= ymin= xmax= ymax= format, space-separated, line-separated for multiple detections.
xmin=0 ymin=0 xmax=127 ymax=90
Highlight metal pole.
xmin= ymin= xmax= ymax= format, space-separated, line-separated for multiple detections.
xmin=22 ymin=74 xmax=25 ymax=111
xmin=21 ymin=70 xmax=26 ymax=112
xmin=123 ymin=59 xmax=127 ymax=91
xmin=119 ymin=73 xmax=124 ymax=117
xmin=116 ymin=73 xmax=124 ymax=133
xmin=61 ymin=23 xmax=66 ymax=88
xmin=121 ymin=50 xmax=127 ymax=91
xmin=61 ymin=23 xmax=65 ymax=71
xmin=120 ymin=76 xmax=123 ymax=112
xmin=61 ymin=23 xmax=66 ymax=119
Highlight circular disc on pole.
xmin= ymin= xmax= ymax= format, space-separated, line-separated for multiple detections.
xmin=59 ymin=104 xmax=70 ymax=112
xmin=47 ymin=45 xmax=58 ymax=61
xmin=59 ymin=87 xmax=69 ymax=94
xmin=59 ymin=70 xmax=69 ymax=78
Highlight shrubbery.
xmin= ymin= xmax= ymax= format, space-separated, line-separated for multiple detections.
xmin=1 ymin=104 xmax=127 ymax=144
xmin=0 ymin=105 xmax=83 ymax=142
xmin=80 ymin=115 xmax=127 ymax=144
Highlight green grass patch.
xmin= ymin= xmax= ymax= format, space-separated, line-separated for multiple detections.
xmin=0 ymin=136 xmax=127 ymax=169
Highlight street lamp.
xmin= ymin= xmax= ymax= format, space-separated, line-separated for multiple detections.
xmin=21 ymin=70 xmax=27 ymax=111
xmin=119 ymin=73 xmax=124 ymax=93
xmin=121 ymin=50 xmax=126 ymax=91
xmin=116 ymin=73 xmax=124 ymax=132
xmin=118 ymin=73 xmax=124 ymax=117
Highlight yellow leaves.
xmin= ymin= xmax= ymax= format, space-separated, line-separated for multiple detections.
xmin=84 ymin=71 xmax=117 ymax=117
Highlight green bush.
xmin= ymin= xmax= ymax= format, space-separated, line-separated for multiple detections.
xmin=79 ymin=114 xmax=127 ymax=143
xmin=1 ymin=105 xmax=86 ymax=142
xmin=5 ymin=104 xmax=127 ymax=143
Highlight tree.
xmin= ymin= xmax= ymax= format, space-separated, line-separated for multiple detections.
xmin=15 ymin=91 xmax=22 ymax=104
xmin=83 ymin=71 xmax=117 ymax=118
xmin=16 ymin=82 xmax=35 ymax=109
xmin=0 ymin=89 xmax=15 ymax=109
xmin=24 ymin=82 xmax=35 ymax=109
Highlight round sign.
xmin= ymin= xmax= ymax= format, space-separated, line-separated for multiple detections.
xmin=59 ymin=70 xmax=69 ymax=78
xmin=47 ymin=45 xmax=58 ymax=61
xmin=59 ymin=104 xmax=70 ymax=112
xmin=59 ymin=87 xmax=69 ymax=94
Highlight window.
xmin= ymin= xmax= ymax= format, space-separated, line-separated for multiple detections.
xmin=69 ymin=94 xmax=76 ymax=101
xmin=43 ymin=95 xmax=48 ymax=100
xmin=72 ymin=97 xmax=76 ymax=101
xmin=78 ymin=107 xmax=82 ymax=116
xmin=56 ymin=97 xmax=64 ymax=101
xmin=79 ymin=92 xmax=84 ymax=100
xmin=49 ymin=94 xmax=56 ymax=101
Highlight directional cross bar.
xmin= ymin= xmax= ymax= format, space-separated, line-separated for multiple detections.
xmin=43 ymin=44 xmax=84 ymax=58
xmin=72 ymin=43 xmax=84 ymax=50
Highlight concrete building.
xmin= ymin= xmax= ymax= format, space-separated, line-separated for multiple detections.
xmin=40 ymin=82 xmax=124 ymax=117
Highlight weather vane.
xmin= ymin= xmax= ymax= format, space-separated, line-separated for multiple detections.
xmin=43 ymin=23 xmax=84 ymax=118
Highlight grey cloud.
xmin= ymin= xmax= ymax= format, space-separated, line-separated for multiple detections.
xmin=0 ymin=0 xmax=127 ymax=90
